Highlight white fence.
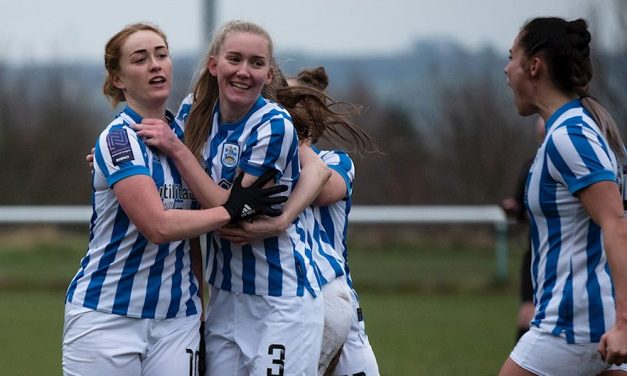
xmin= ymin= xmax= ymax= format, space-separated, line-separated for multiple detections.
xmin=0 ymin=205 xmax=510 ymax=281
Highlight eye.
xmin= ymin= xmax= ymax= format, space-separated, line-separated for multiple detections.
xmin=133 ymin=57 xmax=146 ymax=64
xmin=252 ymin=59 xmax=266 ymax=68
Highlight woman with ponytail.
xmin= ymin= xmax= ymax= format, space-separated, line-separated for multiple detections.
xmin=499 ymin=17 xmax=627 ymax=376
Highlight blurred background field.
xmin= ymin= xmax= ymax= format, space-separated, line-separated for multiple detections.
xmin=0 ymin=224 xmax=527 ymax=375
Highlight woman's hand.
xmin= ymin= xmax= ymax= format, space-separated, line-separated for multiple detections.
xmin=218 ymin=216 xmax=288 ymax=245
xmin=86 ymin=147 xmax=95 ymax=171
xmin=132 ymin=119 xmax=183 ymax=157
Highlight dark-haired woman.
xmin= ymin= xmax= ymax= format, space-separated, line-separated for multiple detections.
xmin=499 ymin=17 xmax=627 ymax=376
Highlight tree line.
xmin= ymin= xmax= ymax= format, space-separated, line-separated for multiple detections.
xmin=0 ymin=4 xmax=625 ymax=207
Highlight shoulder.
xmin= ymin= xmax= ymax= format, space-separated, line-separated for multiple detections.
xmin=176 ymin=93 xmax=195 ymax=123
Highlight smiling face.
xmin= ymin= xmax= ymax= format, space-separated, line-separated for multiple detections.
xmin=504 ymin=33 xmax=537 ymax=116
xmin=113 ymin=30 xmax=172 ymax=112
xmin=208 ymin=31 xmax=273 ymax=123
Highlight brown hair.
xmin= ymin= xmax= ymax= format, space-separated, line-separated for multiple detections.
xmin=519 ymin=17 xmax=624 ymax=163
xmin=102 ymin=23 xmax=169 ymax=108
xmin=184 ymin=20 xmax=274 ymax=162
xmin=285 ymin=66 xmax=378 ymax=155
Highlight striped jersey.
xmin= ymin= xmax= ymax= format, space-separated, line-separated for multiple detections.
xmin=527 ymin=99 xmax=620 ymax=343
xmin=66 ymin=106 xmax=201 ymax=319
xmin=308 ymin=148 xmax=355 ymax=287
xmin=177 ymin=94 xmax=319 ymax=297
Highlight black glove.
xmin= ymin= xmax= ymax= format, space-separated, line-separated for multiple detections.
xmin=222 ymin=169 xmax=288 ymax=221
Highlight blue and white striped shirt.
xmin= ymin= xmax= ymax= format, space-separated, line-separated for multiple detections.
xmin=527 ymin=99 xmax=620 ymax=343
xmin=177 ymin=94 xmax=319 ymax=297
xmin=308 ymin=148 xmax=355 ymax=287
xmin=66 ymin=106 xmax=201 ymax=319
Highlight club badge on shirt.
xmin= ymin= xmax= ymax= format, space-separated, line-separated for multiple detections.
xmin=222 ymin=143 xmax=240 ymax=168
xmin=107 ymin=129 xmax=135 ymax=166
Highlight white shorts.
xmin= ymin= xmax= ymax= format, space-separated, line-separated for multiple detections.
xmin=510 ymin=325 xmax=627 ymax=376
xmin=204 ymin=287 xmax=324 ymax=376
xmin=62 ymin=303 xmax=201 ymax=376
xmin=319 ymin=276 xmax=353 ymax=375
xmin=332 ymin=289 xmax=380 ymax=376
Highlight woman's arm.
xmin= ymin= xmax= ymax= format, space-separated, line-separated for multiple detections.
xmin=133 ymin=119 xmax=229 ymax=208
xmin=219 ymin=145 xmax=331 ymax=244
xmin=113 ymin=170 xmax=286 ymax=244
xmin=114 ymin=175 xmax=231 ymax=244
xmin=580 ymin=181 xmax=627 ymax=364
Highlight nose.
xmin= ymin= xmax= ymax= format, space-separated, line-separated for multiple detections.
xmin=148 ymin=55 xmax=162 ymax=72
xmin=235 ymin=62 xmax=251 ymax=77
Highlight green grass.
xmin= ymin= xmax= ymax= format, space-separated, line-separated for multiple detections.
xmin=360 ymin=291 xmax=517 ymax=375
xmin=0 ymin=227 xmax=527 ymax=375
xmin=0 ymin=290 xmax=65 ymax=375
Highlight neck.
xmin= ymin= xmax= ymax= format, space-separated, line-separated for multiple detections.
xmin=534 ymin=84 xmax=578 ymax=122
xmin=126 ymin=99 xmax=167 ymax=121
xmin=219 ymin=103 xmax=249 ymax=124
xmin=218 ymin=95 xmax=257 ymax=124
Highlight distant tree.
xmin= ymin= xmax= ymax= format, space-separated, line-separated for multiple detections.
xmin=591 ymin=0 xmax=627 ymax=138
xmin=429 ymin=74 xmax=534 ymax=204
xmin=339 ymin=73 xmax=434 ymax=204
xmin=0 ymin=65 xmax=103 ymax=204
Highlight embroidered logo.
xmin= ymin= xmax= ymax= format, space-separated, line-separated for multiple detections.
xmin=241 ymin=204 xmax=255 ymax=218
xmin=221 ymin=143 xmax=239 ymax=168
xmin=106 ymin=129 xmax=134 ymax=166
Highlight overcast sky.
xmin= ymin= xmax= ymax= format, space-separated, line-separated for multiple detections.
xmin=0 ymin=0 xmax=618 ymax=64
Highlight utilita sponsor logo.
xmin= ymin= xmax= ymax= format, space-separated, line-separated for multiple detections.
xmin=159 ymin=184 xmax=194 ymax=201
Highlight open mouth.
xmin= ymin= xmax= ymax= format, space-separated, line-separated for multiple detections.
xmin=231 ymin=81 xmax=250 ymax=91
xmin=149 ymin=76 xmax=166 ymax=85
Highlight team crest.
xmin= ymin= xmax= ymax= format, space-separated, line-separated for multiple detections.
xmin=221 ymin=143 xmax=240 ymax=168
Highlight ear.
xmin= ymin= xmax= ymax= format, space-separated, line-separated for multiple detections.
xmin=112 ymin=73 xmax=125 ymax=91
xmin=208 ymin=56 xmax=218 ymax=77
xmin=265 ymin=65 xmax=273 ymax=85
xmin=528 ymin=56 xmax=542 ymax=79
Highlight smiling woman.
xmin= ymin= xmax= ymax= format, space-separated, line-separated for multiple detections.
xmin=131 ymin=20 xmax=328 ymax=375
xmin=61 ymin=22 xmax=286 ymax=376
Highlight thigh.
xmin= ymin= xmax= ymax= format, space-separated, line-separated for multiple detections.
xmin=235 ymin=292 xmax=324 ymax=376
xmin=333 ymin=289 xmax=380 ymax=376
xmin=204 ymin=288 xmax=245 ymax=376
xmin=333 ymin=319 xmax=380 ymax=375
xmin=320 ymin=278 xmax=353 ymax=374
xmin=509 ymin=326 xmax=611 ymax=376
xmin=142 ymin=314 xmax=201 ymax=376
xmin=62 ymin=303 xmax=144 ymax=376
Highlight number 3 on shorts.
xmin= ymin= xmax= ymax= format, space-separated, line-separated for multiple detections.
xmin=267 ymin=344 xmax=285 ymax=376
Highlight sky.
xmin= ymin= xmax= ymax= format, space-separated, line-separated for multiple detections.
xmin=0 ymin=0 xmax=619 ymax=64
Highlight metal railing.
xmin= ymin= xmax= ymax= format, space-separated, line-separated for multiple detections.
xmin=0 ymin=205 xmax=510 ymax=281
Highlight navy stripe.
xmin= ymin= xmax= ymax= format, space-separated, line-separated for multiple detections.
xmin=534 ymin=159 xmax=561 ymax=324
xmin=585 ymin=222 xmax=605 ymax=341
xmin=185 ymin=251 xmax=199 ymax=316
xmin=84 ymin=206 xmax=130 ymax=309
xmin=319 ymin=206 xmax=336 ymax=248
xmin=66 ymin=252 xmax=90 ymax=302
xmin=141 ymin=243 xmax=169 ymax=318
xmin=313 ymin=219 xmax=343 ymax=278
xmin=112 ymin=233 xmax=148 ymax=315
xmin=220 ymin=239 xmax=232 ymax=291
xmin=207 ymin=235 xmax=218 ymax=286
xmin=553 ymin=263 xmax=574 ymax=342
xmin=167 ymin=242 xmax=186 ymax=318
xmin=242 ymin=244 xmax=256 ymax=294
xmin=264 ymin=237 xmax=283 ymax=296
